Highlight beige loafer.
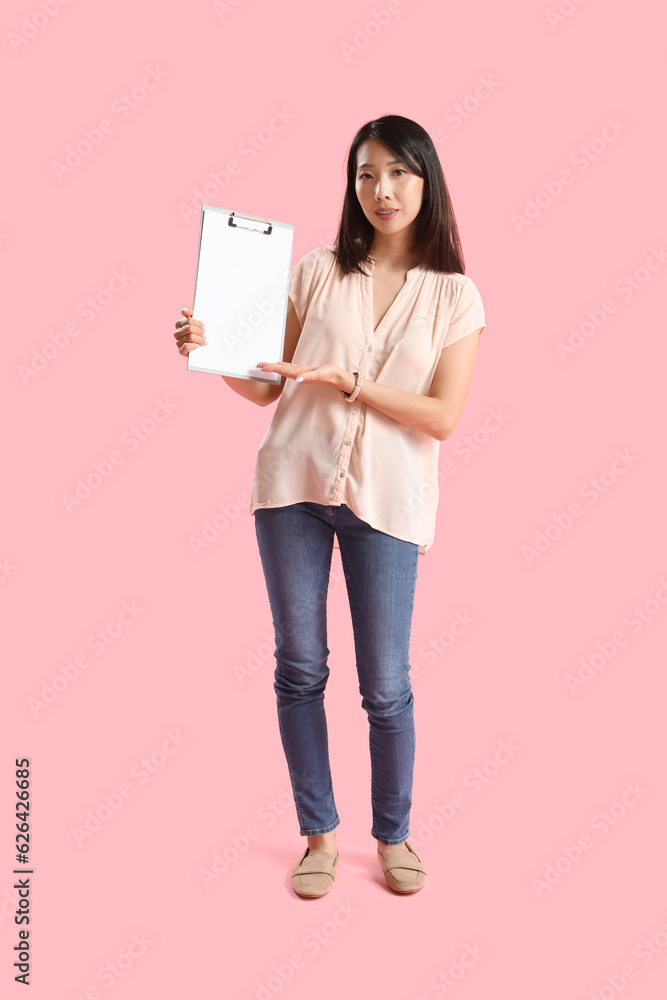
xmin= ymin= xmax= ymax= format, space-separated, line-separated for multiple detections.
xmin=377 ymin=841 xmax=427 ymax=893
xmin=291 ymin=847 xmax=339 ymax=898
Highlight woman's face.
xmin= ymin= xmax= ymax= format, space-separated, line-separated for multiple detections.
xmin=354 ymin=138 xmax=424 ymax=238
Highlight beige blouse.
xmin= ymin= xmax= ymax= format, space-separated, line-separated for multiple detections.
xmin=249 ymin=246 xmax=486 ymax=555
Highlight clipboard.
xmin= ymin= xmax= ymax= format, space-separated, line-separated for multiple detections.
xmin=187 ymin=205 xmax=294 ymax=384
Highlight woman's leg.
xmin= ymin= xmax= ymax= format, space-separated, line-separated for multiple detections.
xmin=333 ymin=504 xmax=419 ymax=846
xmin=254 ymin=502 xmax=341 ymax=838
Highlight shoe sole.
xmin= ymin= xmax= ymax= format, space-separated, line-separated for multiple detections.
xmin=383 ymin=876 xmax=426 ymax=893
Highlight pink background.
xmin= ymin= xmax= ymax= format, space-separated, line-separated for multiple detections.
xmin=3 ymin=0 xmax=666 ymax=997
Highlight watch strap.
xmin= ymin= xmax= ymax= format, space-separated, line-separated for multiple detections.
xmin=342 ymin=372 xmax=362 ymax=402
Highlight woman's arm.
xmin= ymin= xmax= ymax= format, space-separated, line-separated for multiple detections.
xmin=345 ymin=329 xmax=482 ymax=440
xmin=256 ymin=328 xmax=482 ymax=439
xmin=220 ymin=373 xmax=280 ymax=407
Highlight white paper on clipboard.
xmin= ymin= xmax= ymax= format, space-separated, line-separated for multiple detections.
xmin=187 ymin=205 xmax=294 ymax=384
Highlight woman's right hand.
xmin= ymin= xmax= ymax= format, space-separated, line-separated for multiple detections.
xmin=174 ymin=307 xmax=206 ymax=356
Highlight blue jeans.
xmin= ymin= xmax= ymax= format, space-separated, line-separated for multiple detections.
xmin=253 ymin=501 xmax=419 ymax=845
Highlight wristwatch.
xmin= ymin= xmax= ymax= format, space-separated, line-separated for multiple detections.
xmin=341 ymin=372 xmax=363 ymax=402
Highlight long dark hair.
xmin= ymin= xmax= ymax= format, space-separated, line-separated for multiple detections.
xmin=333 ymin=114 xmax=466 ymax=277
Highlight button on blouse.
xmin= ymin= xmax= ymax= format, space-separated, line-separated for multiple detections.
xmin=249 ymin=246 xmax=486 ymax=554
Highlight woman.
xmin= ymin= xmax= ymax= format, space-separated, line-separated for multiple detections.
xmin=174 ymin=115 xmax=486 ymax=898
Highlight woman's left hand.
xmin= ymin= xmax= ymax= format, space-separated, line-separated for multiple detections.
xmin=254 ymin=361 xmax=345 ymax=389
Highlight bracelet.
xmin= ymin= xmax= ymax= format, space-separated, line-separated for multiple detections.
xmin=341 ymin=372 xmax=363 ymax=402
xmin=340 ymin=372 xmax=356 ymax=399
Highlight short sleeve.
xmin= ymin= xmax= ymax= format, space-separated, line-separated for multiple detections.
xmin=442 ymin=276 xmax=486 ymax=349
xmin=288 ymin=249 xmax=319 ymax=329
